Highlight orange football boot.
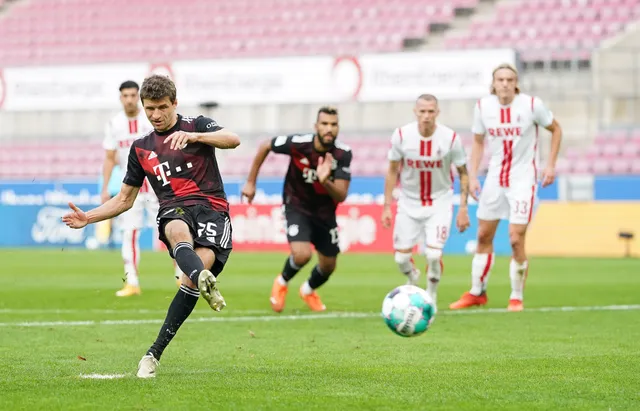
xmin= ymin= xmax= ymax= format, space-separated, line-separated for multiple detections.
xmin=300 ymin=290 xmax=326 ymax=312
xmin=507 ymin=299 xmax=524 ymax=312
xmin=270 ymin=276 xmax=288 ymax=313
xmin=449 ymin=292 xmax=488 ymax=310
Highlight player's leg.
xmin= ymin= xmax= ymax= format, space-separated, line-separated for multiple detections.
xmin=138 ymin=208 xmax=231 ymax=378
xmin=148 ymin=195 xmax=183 ymax=287
xmin=298 ymin=217 xmax=341 ymax=311
xmin=422 ymin=207 xmax=453 ymax=309
xmin=116 ymin=200 xmax=144 ymax=297
xmin=138 ymin=245 xmax=217 ymax=378
xmin=506 ymin=184 xmax=538 ymax=312
xmin=450 ymin=183 xmax=507 ymax=309
xmin=393 ymin=209 xmax=422 ymax=285
xmin=271 ymin=207 xmax=314 ymax=312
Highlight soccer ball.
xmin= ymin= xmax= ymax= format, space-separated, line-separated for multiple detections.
xmin=381 ymin=285 xmax=436 ymax=337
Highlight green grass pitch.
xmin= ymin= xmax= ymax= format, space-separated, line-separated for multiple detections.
xmin=0 ymin=249 xmax=639 ymax=410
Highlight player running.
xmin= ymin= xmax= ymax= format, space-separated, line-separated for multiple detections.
xmin=63 ymin=74 xmax=240 ymax=378
xmin=102 ymin=80 xmax=183 ymax=296
xmin=381 ymin=94 xmax=471 ymax=308
xmin=241 ymin=106 xmax=352 ymax=313
xmin=449 ymin=63 xmax=563 ymax=312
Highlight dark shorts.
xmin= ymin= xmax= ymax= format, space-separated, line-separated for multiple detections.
xmin=284 ymin=206 xmax=340 ymax=257
xmin=157 ymin=204 xmax=232 ymax=276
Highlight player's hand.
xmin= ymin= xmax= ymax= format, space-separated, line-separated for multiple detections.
xmin=541 ymin=166 xmax=555 ymax=187
xmin=316 ymin=152 xmax=333 ymax=184
xmin=100 ymin=189 xmax=110 ymax=204
xmin=456 ymin=206 xmax=470 ymax=233
xmin=241 ymin=182 xmax=256 ymax=204
xmin=469 ymin=177 xmax=481 ymax=201
xmin=62 ymin=202 xmax=89 ymax=229
xmin=381 ymin=206 xmax=393 ymax=229
xmin=164 ymin=131 xmax=198 ymax=150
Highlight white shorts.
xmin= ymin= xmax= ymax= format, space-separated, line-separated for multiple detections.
xmin=114 ymin=192 xmax=159 ymax=231
xmin=476 ymin=181 xmax=538 ymax=225
xmin=393 ymin=205 xmax=453 ymax=250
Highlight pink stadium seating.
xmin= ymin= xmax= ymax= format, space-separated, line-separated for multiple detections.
xmin=1 ymin=129 xmax=639 ymax=180
xmin=443 ymin=0 xmax=640 ymax=61
xmin=0 ymin=0 xmax=634 ymax=64
xmin=0 ymin=0 xmax=474 ymax=66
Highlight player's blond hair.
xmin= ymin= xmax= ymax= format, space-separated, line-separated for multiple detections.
xmin=490 ymin=63 xmax=520 ymax=95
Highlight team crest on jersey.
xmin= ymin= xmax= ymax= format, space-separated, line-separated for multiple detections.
xmin=288 ymin=224 xmax=299 ymax=237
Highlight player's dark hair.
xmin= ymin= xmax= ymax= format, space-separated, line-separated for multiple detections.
xmin=140 ymin=75 xmax=177 ymax=103
xmin=417 ymin=94 xmax=438 ymax=104
xmin=316 ymin=106 xmax=338 ymax=121
xmin=119 ymin=80 xmax=139 ymax=91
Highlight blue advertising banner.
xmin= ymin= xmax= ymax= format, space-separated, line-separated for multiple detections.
xmin=0 ymin=178 xmax=512 ymax=254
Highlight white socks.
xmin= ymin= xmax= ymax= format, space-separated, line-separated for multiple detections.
xmin=470 ymin=253 xmax=494 ymax=296
xmin=394 ymin=252 xmax=414 ymax=275
xmin=425 ymin=248 xmax=443 ymax=303
xmin=300 ymin=281 xmax=313 ymax=296
xmin=122 ymin=229 xmax=140 ymax=286
xmin=509 ymin=259 xmax=528 ymax=301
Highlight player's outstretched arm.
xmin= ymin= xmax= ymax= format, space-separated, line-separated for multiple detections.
xmin=381 ymin=160 xmax=401 ymax=229
xmin=62 ymin=184 xmax=140 ymax=229
xmin=241 ymin=139 xmax=272 ymax=203
xmin=542 ymin=119 xmax=563 ymax=187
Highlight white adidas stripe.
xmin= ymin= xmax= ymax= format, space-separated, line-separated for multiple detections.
xmin=0 ymin=304 xmax=637 ymax=328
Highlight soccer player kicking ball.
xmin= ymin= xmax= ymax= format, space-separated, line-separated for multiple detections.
xmin=101 ymin=80 xmax=184 ymax=297
xmin=381 ymin=94 xmax=471 ymax=309
xmin=241 ymin=106 xmax=352 ymax=313
xmin=449 ymin=63 xmax=563 ymax=312
xmin=63 ymin=75 xmax=240 ymax=378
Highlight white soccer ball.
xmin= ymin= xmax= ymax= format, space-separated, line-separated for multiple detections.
xmin=381 ymin=285 xmax=436 ymax=337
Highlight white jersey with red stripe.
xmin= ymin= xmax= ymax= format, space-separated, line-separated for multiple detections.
xmin=103 ymin=110 xmax=154 ymax=192
xmin=472 ymin=93 xmax=553 ymax=187
xmin=389 ymin=121 xmax=467 ymax=219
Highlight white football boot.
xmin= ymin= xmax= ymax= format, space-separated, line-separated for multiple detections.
xmin=198 ymin=270 xmax=226 ymax=311
xmin=136 ymin=354 xmax=159 ymax=378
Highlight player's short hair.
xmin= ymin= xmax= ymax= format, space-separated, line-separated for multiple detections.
xmin=416 ymin=94 xmax=438 ymax=104
xmin=119 ymin=80 xmax=139 ymax=92
xmin=491 ymin=63 xmax=520 ymax=94
xmin=316 ymin=106 xmax=339 ymax=121
xmin=140 ymin=75 xmax=177 ymax=104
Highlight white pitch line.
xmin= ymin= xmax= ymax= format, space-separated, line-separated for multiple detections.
xmin=0 ymin=304 xmax=638 ymax=328
xmin=0 ymin=308 xmax=270 ymax=315
xmin=79 ymin=373 xmax=127 ymax=380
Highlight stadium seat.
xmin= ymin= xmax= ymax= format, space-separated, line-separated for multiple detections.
xmin=442 ymin=0 xmax=640 ymax=61
xmin=0 ymin=0 xmax=472 ymax=66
